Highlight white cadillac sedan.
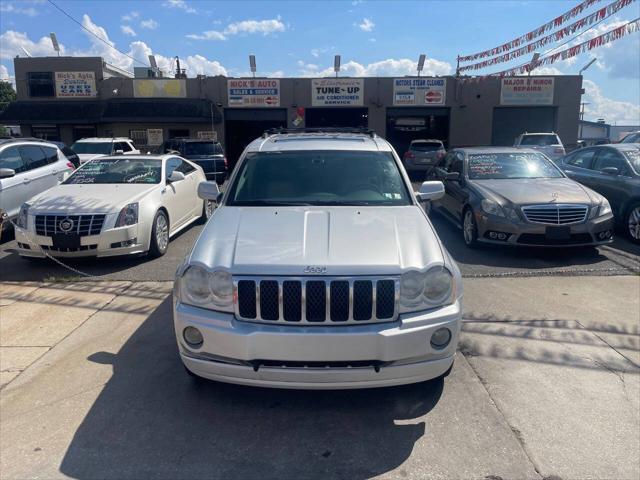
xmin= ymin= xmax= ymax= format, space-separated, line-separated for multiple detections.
xmin=15 ymin=154 xmax=212 ymax=259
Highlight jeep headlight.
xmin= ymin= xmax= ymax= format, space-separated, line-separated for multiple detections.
xmin=400 ymin=267 xmax=455 ymax=312
xmin=16 ymin=203 xmax=29 ymax=229
xmin=180 ymin=266 xmax=233 ymax=312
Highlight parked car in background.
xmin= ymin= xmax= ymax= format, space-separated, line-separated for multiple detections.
xmin=174 ymin=128 xmax=462 ymax=389
xmin=0 ymin=139 xmax=74 ymax=229
xmin=163 ymin=138 xmax=227 ymax=184
xmin=429 ymin=147 xmax=614 ymax=248
xmin=619 ymin=131 xmax=640 ymax=144
xmin=22 ymin=138 xmax=81 ymax=169
xmin=514 ymin=132 xmax=565 ymax=162
xmin=71 ymin=137 xmax=140 ymax=164
xmin=560 ymin=144 xmax=640 ymax=242
xmin=403 ymin=139 xmax=446 ymax=174
xmin=15 ymin=154 xmax=212 ymax=258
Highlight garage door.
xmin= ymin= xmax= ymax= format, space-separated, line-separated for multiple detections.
xmin=491 ymin=107 xmax=557 ymax=146
xmin=386 ymin=107 xmax=450 ymax=157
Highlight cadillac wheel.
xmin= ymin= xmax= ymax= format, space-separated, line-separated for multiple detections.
xmin=628 ymin=204 xmax=640 ymax=243
xmin=150 ymin=210 xmax=169 ymax=257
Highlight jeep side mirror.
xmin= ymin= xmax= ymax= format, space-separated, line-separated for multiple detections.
xmin=0 ymin=168 xmax=16 ymax=179
xmin=416 ymin=181 xmax=445 ymax=202
xmin=198 ymin=180 xmax=221 ymax=200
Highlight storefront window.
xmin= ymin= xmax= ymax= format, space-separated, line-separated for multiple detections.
xmin=28 ymin=72 xmax=55 ymax=97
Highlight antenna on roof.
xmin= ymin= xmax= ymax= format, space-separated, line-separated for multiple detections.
xmin=50 ymin=33 xmax=60 ymax=56
xmin=20 ymin=46 xmax=32 ymax=58
xmin=148 ymin=54 xmax=158 ymax=69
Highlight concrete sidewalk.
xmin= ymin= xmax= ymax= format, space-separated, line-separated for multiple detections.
xmin=0 ymin=275 xmax=638 ymax=479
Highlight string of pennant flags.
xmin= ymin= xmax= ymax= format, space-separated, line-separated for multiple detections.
xmin=485 ymin=17 xmax=640 ymax=77
xmin=458 ymin=0 xmax=635 ymax=73
xmin=458 ymin=0 xmax=603 ymax=62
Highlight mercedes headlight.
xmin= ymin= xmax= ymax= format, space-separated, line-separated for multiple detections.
xmin=481 ymin=199 xmax=505 ymax=217
xmin=16 ymin=203 xmax=29 ymax=229
xmin=400 ymin=267 xmax=455 ymax=312
xmin=598 ymin=199 xmax=612 ymax=217
xmin=179 ymin=266 xmax=233 ymax=312
xmin=115 ymin=203 xmax=139 ymax=227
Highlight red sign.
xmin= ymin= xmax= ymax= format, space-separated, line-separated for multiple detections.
xmin=425 ymin=91 xmax=443 ymax=103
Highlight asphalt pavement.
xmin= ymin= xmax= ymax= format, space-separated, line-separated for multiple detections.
xmin=0 ymin=210 xmax=638 ymax=282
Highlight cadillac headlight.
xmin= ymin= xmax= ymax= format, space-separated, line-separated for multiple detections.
xmin=16 ymin=203 xmax=29 ymax=229
xmin=180 ymin=266 xmax=233 ymax=312
xmin=400 ymin=267 xmax=455 ymax=312
xmin=481 ymin=199 xmax=505 ymax=217
xmin=115 ymin=203 xmax=138 ymax=227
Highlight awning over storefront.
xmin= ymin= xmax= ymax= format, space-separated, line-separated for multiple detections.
xmin=0 ymin=101 xmax=103 ymax=124
xmin=0 ymin=99 xmax=222 ymax=124
xmin=102 ymin=99 xmax=221 ymax=123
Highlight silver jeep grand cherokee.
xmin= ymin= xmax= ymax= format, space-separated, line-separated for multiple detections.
xmin=173 ymin=129 xmax=462 ymax=389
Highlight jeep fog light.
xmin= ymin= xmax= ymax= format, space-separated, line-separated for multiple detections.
xmin=183 ymin=326 xmax=203 ymax=348
xmin=430 ymin=328 xmax=451 ymax=350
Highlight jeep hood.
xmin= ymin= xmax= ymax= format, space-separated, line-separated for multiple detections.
xmin=190 ymin=206 xmax=444 ymax=276
xmin=27 ymin=183 xmax=158 ymax=214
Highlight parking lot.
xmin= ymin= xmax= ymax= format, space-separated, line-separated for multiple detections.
xmin=1 ymin=204 xmax=639 ymax=479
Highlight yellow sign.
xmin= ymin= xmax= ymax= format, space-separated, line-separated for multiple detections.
xmin=133 ymin=79 xmax=186 ymax=98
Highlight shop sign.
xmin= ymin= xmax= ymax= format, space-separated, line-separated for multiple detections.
xmin=227 ymin=79 xmax=280 ymax=107
xmin=134 ymin=79 xmax=186 ymax=98
xmin=55 ymin=72 xmax=97 ymax=97
xmin=393 ymin=78 xmax=446 ymax=106
xmin=147 ymin=129 xmax=164 ymax=146
xmin=311 ymin=78 xmax=364 ymax=106
xmin=197 ymin=131 xmax=217 ymax=140
xmin=500 ymin=77 xmax=554 ymax=105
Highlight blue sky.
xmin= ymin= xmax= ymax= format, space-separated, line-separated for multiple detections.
xmin=1 ymin=0 xmax=639 ymax=124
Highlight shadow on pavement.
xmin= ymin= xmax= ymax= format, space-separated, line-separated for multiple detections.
xmin=428 ymin=209 xmax=636 ymax=273
xmin=59 ymin=297 xmax=444 ymax=480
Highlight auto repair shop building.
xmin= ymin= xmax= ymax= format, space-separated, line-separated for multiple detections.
xmin=0 ymin=56 xmax=582 ymax=168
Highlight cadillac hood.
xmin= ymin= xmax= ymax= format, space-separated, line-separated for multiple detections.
xmin=27 ymin=183 xmax=158 ymax=214
xmin=471 ymin=178 xmax=601 ymax=206
xmin=189 ymin=206 xmax=446 ymax=276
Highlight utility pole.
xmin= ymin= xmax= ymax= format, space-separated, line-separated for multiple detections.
xmin=580 ymin=102 xmax=589 ymax=121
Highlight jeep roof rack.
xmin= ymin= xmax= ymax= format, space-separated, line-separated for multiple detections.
xmin=262 ymin=127 xmax=377 ymax=139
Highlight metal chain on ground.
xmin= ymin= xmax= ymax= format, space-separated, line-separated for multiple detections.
xmin=462 ymin=265 xmax=638 ymax=278
xmin=7 ymin=218 xmax=95 ymax=278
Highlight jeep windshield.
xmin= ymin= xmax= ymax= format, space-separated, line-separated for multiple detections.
xmin=227 ymin=150 xmax=412 ymax=206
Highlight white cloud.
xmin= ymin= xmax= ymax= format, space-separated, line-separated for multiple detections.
xmin=224 ymin=17 xmax=285 ymax=35
xmin=121 ymin=11 xmax=139 ymax=22
xmin=369 ymin=38 xmax=376 ymax=42
xmin=187 ymin=17 xmax=286 ymax=41
xmin=140 ymin=19 xmax=158 ymax=30
xmin=582 ymin=79 xmax=640 ymax=125
xmin=357 ymin=18 xmax=375 ymax=32
xmin=298 ymin=57 xmax=452 ymax=77
xmin=0 ymin=3 xmax=38 ymax=17
xmin=0 ymin=30 xmax=62 ymax=59
xmin=186 ymin=30 xmax=227 ymax=41
xmin=163 ymin=0 xmax=196 ymax=14
xmin=121 ymin=25 xmax=137 ymax=37
xmin=0 ymin=64 xmax=16 ymax=85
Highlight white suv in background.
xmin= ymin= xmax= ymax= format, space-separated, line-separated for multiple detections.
xmin=71 ymin=137 xmax=140 ymax=164
xmin=0 ymin=139 xmax=74 ymax=228
xmin=514 ymin=132 xmax=566 ymax=162
xmin=174 ymin=128 xmax=463 ymax=389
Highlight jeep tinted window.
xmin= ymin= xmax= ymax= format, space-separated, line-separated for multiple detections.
xmin=228 ymin=150 xmax=411 ymax=206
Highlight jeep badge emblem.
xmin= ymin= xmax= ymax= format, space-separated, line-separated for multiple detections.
xmin=59 ymin=218 xmax=74 ymax=233
xmin=304 ymin=266 xmax=327 ymax=274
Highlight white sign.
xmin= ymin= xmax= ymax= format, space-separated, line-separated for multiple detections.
xmin=197 ymin=131 xmax=217 ymax=140
xmin=147 ymin=129 xmax=164 ymax=146
xmin=500 ymin=77 xmax=554 ymax=105
xmin=393 ymin=78 xmax=446 ymax=106
xmin=227 ymin=79 xmax=280 ymax=107
xmin=311 ymin=78 xmax=364 ymax=106
xmin=55 ymin=72 xmax=97 ymax=97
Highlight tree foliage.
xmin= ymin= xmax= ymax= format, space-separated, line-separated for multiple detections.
xmin=0 ymin=81 xmax=17 ymax=112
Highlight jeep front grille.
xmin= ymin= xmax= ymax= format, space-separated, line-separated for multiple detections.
xmin=521 ymin=204 xmax=589 ymax=225
xmin=235 ymin=276 xmax=398 ymax=325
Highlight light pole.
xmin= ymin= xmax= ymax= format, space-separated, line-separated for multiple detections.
xmin=417 ymin=54 xmax=425 ymax=77
xmin=249 ymin=55 xmax=256 ymax=78
xmin=334 ymin=55 xmax=341 ymax=78
xmin=579 ymin=58 xmax=597 ymax=76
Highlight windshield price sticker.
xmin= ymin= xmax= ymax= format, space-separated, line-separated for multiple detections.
xmin=311 ymin=79 xmax=364 ymax=106
xmin=228 ymin=79 xmax=280 ymax=107
xmin=393 ymin=78 xmax=446 ymax=106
